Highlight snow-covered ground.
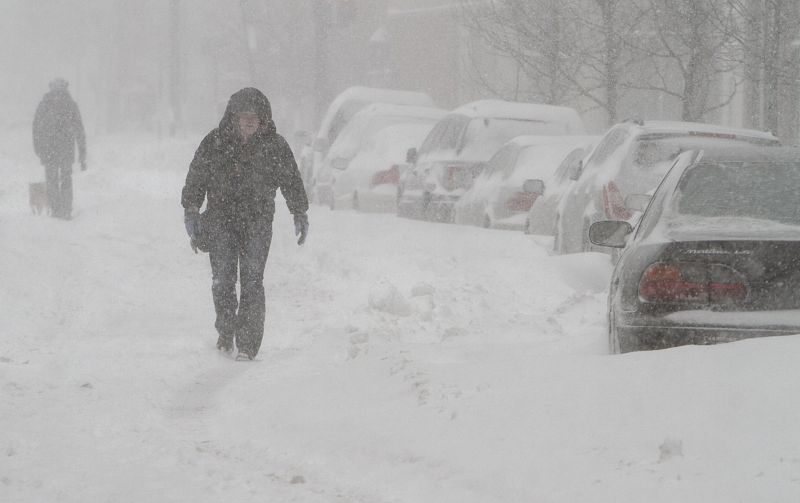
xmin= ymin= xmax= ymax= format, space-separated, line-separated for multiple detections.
xmin=2 ymin=132 xmax=800 ymax=502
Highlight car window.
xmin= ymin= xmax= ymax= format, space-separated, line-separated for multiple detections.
xmin=441 ymin=116 xmax=470 ymax=151
xmin=418 ymin=115 xmax=468 ymax=156
xmin=674 ymin=161 xmax=800 ymax=225
xmin=484 ymin=144 xmax=520 ymax=178
xmin=618 ymin=136 xmax=772 ymax=196
xmin=634 ymin=152 xmax=697 ymax=240
xmin=418 ymin=120 xmax=448 ymax=157
xmin=586 ymin=127 xmax=629 ymax=167
xmin=328 ymin=100 xmax=368 ymax=145
xmin=553 ymin=147 xmax=587 ymax=183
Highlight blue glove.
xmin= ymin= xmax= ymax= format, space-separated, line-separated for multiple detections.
xmin=184 ymin=208 xmax=201 ymax=253
xmin=293 ymin=213 xmax=309 ymax=245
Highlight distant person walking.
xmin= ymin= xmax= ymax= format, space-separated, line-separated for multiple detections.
xmin=32 ymin=78 xmax=87 ymax=220
xmin=182 ymin=87 xmax=309 ymax=361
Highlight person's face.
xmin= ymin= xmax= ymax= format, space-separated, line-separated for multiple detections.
xmin=237 ymin=112 xmax=261 ymax=140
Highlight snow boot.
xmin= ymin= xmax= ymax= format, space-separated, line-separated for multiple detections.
xmin=216 ymin=335 xmax=233 ymax=352
xmin=235 ymin=349 xmax=254 ymax=361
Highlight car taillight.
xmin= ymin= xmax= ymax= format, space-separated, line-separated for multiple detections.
xmin=638 ymin=263 xmax=748 ymax=304
xmin=602 ymin=181 xmax=633 ymax=220
xmin=505 ymin=191 xmax=537 ymax=212
xmin=370 ymin=165 xmax=400 ymax=187
xmin=442 ymin=166 xmax=469 ymax=191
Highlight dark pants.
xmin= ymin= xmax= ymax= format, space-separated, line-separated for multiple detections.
xmin=43 ymin=159 xmax=73 ymax=218
xmin=208 ymin=216 xmax=273 ymax=356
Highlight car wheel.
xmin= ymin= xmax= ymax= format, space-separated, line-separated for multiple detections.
xmin=353 ymin=192 xmax=360 ymax=211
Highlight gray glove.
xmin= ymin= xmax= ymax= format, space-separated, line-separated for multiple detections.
xmin=184 ymin=207 xmax=201 ymax=253
xmin=293 ymin=213 xmax=309 ymax=245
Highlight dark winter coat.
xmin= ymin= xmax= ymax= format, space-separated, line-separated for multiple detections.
xmin=32 ymin=89 xmax=86 ymax=165
xmin=181 ymin=88 xmax=309 ymax=226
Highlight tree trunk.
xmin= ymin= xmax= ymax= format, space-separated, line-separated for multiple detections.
xmin=763 ymin=0 xmax=783 ymax=134
xmin=600 ymin=0 xmax=619 ymax=124
xmin=169 ymin=0 xmax=181 ymax=137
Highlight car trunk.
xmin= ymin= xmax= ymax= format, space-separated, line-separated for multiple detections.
xmin=643 ymin=240 xmax=800 ymax=317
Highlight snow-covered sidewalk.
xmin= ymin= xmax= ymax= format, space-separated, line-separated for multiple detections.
xmin=2 ymin=133 xmax=800 ymax=502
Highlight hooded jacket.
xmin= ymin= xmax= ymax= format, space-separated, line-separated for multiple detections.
xmin=33 ymin=89 xmax=86 ymax=164
xmin=181 ymin=88 xmax=308 ymax=224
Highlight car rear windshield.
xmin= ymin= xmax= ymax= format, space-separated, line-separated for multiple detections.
xmin=675 ymin=161 xmax=800 ymax=225
xmin=617 ymin=136 xmax=775 ymax=195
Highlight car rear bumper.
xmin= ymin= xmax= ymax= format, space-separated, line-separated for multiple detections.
xmin=616 ymin=321 xmax=800 ymax=351
xmin=397 ymin=190 xmax=425 ymax=219
xmin=427 ymin=194 xmax=460 ymax=223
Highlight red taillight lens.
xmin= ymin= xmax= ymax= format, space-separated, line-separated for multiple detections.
xmin=370 ymin=165 xmax=400 ymax=187
xmin=505 ymin=191 xmax=537 ymax=212
xmin=442 ymin=166 xmax=470 ymax=191
xmin=602 ymin=181 xmax=633 ymax=220
xmin=639 ymin=263 xmax=747 ymax=304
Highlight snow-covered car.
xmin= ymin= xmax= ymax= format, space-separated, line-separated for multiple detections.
xmin=523 ymin=138 xmax=599 ymax=236
xmin=553 ymin=120 xmax=780 ymax=255
xmin=454 ymin=135 xmax=599 ymax=230
xmin=397 ymin=100 xmax=586 ymax=222
xmin=300 ymin=87 xmax=436 ymax=201
xmin=590 ymin=146 xmax=800 ymax=353
xmin=314 ymin=103 xmax=445 ymax=209
xmin=330 ymin=122 xmax=436 ymax=212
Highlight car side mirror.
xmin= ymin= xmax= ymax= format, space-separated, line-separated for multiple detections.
xmin=406 ymin=147 xmax=418 ymax=164
xmin=522 ymin=179 xmax=545 ymax=195
xmin=589 ymin=220 xmax=633 ymax=248
xmin=625 ymin=194 xmax=651 ymax=213
xmin=568 ymin=159 xmax=583 ymax=181
xmin=332 ymin=157 xmax=349 ymax=170
xmin=313 ymin=137 xmax=329 ymax=153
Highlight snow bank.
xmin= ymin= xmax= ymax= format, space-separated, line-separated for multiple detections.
xmin=2 ymin=132 xmax=799 ymax=503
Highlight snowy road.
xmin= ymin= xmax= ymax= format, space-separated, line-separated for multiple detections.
xmin=2 ymin=134 xmax=800 ymax=502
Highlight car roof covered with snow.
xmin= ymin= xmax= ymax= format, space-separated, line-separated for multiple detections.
xmin=354 ymin=103 xmax=446 ymax=121
xmin=505 ymin=134 xmax=601 ymax=149
xmin=317 ymin=87 xmax=436 ymax=140
xmin=450 ymin=100 xmax=586 ymax=134
xmin=622 ymin=120 xmax=779 ymax=143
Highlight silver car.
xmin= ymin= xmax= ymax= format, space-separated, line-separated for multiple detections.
xmin=398 ymin=100 xmax=586 ymax=222
xmin=454 ymin=135 xmax=598 ymax=230
xmin=553 ymin=120 xmax=780 ymax=255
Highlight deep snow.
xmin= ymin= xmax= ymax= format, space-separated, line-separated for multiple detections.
xmin=2 ymin=132 xmax=800 ymax=502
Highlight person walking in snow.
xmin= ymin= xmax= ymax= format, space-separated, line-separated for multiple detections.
xmin=32 ymin=78 xmax=87 ymax=220
xmin=182 ymin=87 xmax=309 ymax=361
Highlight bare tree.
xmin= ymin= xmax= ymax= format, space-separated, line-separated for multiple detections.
xmin=728 ymin=0 xmax=800 ymax=137
xmin=169 ymin=0 xmax=182 ymax=136
xmin=461 ymin=0 xmax=644 ymax=125
xmin=565 ymin=0 xmax=647 ymax=123
xmin=631 ymin=0 xmax=741 ymax=122
xmin=461 ymin=1 xmax=585 ymax=105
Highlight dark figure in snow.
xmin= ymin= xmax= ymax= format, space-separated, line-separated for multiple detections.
xmin=32 ymin=78 xmax=87 ymax=220
xmin=182 ymin=88 xmax=309 ymax=361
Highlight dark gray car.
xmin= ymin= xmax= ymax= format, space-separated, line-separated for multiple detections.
xmin=591 ymin=147 xmax=800 ymax=353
